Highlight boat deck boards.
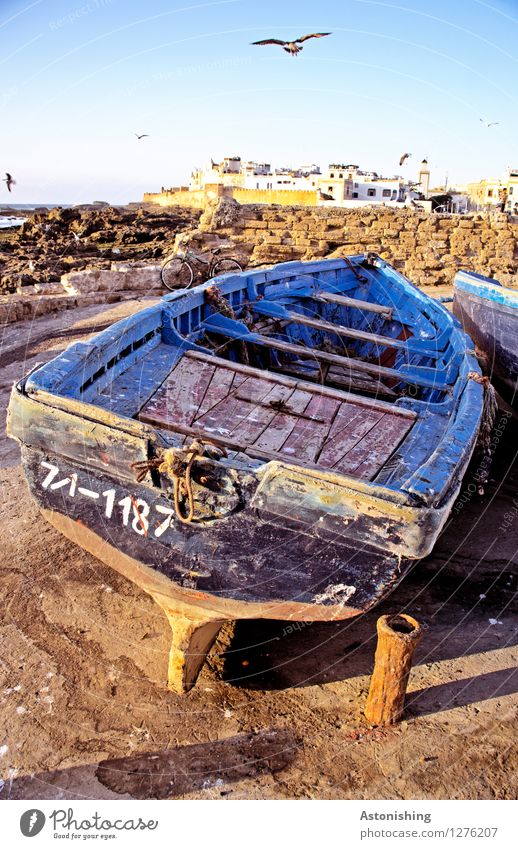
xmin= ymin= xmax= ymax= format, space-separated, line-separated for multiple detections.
xmin=138 ymin=352 xmax=415 ymax=480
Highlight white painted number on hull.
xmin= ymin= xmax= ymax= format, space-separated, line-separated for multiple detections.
xmin=39 ymin=462 xmax=174 ymax=539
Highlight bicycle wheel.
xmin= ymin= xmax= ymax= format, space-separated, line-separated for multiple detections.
xmin=210 ymin=257 xmax=244 ymax=279
xmin=161 ymin=257 xmax=194 ymax=291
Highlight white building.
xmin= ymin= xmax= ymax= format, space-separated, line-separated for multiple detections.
xmin=316 ymin=164 xmax=408 ymax=206
xmin=189 ymin=156 xmax=420 ymax=207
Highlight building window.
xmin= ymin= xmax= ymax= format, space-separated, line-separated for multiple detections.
xmin=509 ymin=187 xmax=514 ymax=195
xmin=339 ymin=173 xmax=343 ymax=178
xmin=487 ymin=190 xmax=493 ymax=197
xmin=368 ymin=188 xmax=376 ymax=197
xmin=354 ymin=182 xmax=358 ymax=188
xmin=328 ymin=186 xmax=333 ymax=193
xmin=330 ymin=173 xmax=334 ymax=178
xmin=352 ymin=192 xmax=358 ymax=198
xmin=382 ymin=189 xmax=391 ymax=197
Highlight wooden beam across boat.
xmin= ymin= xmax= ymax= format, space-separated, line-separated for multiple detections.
xmin=311 ymin=291 xmax=393 ymax=319
xmin=250 ymin=301 xmax=441 ymax=357
xmin=201 ymin=315 xmax=448 ymax=392
xmin=185 ymin=350 xmax=416 ymax=419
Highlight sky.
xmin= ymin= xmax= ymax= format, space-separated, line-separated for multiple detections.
xmin=1 ymin=0 xmax=517 ymax=203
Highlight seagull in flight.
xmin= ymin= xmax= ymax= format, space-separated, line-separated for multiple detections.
xmin=134 ymin=133 xmax=149 ymax=139
xmin=252 ymin=32 xmax=332 ymax=56
xmin=480 ymin=118 xmax=499 ymax=128
xmin=3 ymin=172 xmax=15 ymax=192
xmin=399 ymin=152 xmax=412 ymax=167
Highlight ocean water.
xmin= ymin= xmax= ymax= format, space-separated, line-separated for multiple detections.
xmin=1 ymin=203 xmax=71 ymax=209
xmin=0 ymin=216 xmax=25 ymax=229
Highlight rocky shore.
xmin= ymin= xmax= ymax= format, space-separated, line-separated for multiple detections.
xmin=0 ymin=204 xmax=200 ymax=294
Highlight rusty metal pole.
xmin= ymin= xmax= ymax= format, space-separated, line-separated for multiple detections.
xmin=364 ymin=614 xmax=424 ymax=726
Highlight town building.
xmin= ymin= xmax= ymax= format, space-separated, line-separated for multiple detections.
xmin=144 ymin=155 xmax=430 ymax=209
xmin=466 ymin=168 xmax=518 ymax=212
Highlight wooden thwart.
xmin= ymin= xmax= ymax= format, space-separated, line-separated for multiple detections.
xmin=312 ymin=290 xmax=393 ymax=318
xmin=252 ymin=302 xmax=437 ymax=355
xmin=201 ymin=317 xmax=445 ymax=391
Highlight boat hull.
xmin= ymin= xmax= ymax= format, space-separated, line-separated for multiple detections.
xmin=8 ymin=256 xmax=486 ymax=691
xmin=453 ymin=272 xmax=518 ymax=408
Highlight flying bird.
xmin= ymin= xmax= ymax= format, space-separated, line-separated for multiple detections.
xmin=399 ymin=153 xmax=412 ymax=167
xmin=252 ymin=33 xmax=332 ymax=56
xmin=3 ymin=172 xmax=15 ymax=192
xmin=134 ymin=133 xmax=149 ymax=139
xmin=479 ymin=118 xmax=499 ymax=128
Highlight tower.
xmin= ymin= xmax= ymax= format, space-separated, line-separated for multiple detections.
xmin=418 ymin=159 xmax=430 ymax=198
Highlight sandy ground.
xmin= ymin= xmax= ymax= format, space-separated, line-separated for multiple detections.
xmin=0 ymin=296 xmax=516 ymax=800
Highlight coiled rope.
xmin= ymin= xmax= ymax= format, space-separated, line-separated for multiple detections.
xmin=132 ymin=439 xmax=226 ymax=525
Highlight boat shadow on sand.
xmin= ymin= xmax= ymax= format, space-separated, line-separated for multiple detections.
xmin=0 ymin=728 xmax=300 ymax=800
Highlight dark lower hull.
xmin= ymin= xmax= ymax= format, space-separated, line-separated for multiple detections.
xmin=23 ymin=446 xmax=409 ymax=623
xmin=453 ymin=288 xmax=518 ymax=409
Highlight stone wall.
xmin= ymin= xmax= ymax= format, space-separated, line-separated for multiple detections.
xmin=194 ymin=202 xmax=518 ymax=287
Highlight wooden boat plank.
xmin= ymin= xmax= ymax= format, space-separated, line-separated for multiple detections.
xmin=325 ymin=365 xmax=398 ymax=398
xmin=317 ymin=406 xmax=383 ymax=468
xmin=196 ymin=367 xmax=245 ymax=419
xmin=142 ymin=356 xmax=215 ymax=427
xmin=138 ymin=411 xmax=327 ymax=471
xmin=95 ymin=343 xmax=181 ymax=417
xmin=278 ymin=395 xmax=341 ymax=464
xmin=251 ymin=302 xmax=442 ymax=357
xmin=335 ymin=412 xmax=413 ymax=479
xmin=227 ymin=383 xmax=294 ymax=444
xmin=192 ymin=375 xmax=284 ymax=439
xmin=253 ymin=389 xmax=315 ymax=452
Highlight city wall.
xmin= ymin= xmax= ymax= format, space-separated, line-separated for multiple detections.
xmin=144 ymin=184 xmax=319 ymax=208
xmin=192 ymin=202 xmax=518 ymax=287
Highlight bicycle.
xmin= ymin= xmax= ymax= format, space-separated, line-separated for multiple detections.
xmin=160 ymin=246 xmax=244 ymax=291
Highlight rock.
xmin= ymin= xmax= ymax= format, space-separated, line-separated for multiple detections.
xmin=200 ymin=198 xmax=242 ymax=230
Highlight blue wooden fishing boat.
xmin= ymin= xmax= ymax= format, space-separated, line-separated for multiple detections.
xmin=7 ymin=255 xmax=484 ymax=692
xmin=453 ymin=269 xmax=518 ymax=409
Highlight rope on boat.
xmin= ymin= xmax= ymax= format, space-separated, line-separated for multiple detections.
xmin=467 ymin=371 xmax=499 ymax=492
xmin=132 ymin=440 xmax=227 ymax=525
xmin=205 ymin=284 xmax=249 ymax=364
xmin=344 ymin=255 xmax=368 ymax=282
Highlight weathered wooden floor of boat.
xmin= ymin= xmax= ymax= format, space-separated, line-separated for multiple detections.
xmin=138 ymin=351 xmax=415 ymax=480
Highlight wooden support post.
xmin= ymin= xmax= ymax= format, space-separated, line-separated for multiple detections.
xmin=152 ymin=597 xmax=224 ymax=694
xmin=364 ymin=614 xmax=423 ymax=726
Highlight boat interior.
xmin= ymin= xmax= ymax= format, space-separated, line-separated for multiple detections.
xmin=27 ymin=257 xmax=474 ymax=495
